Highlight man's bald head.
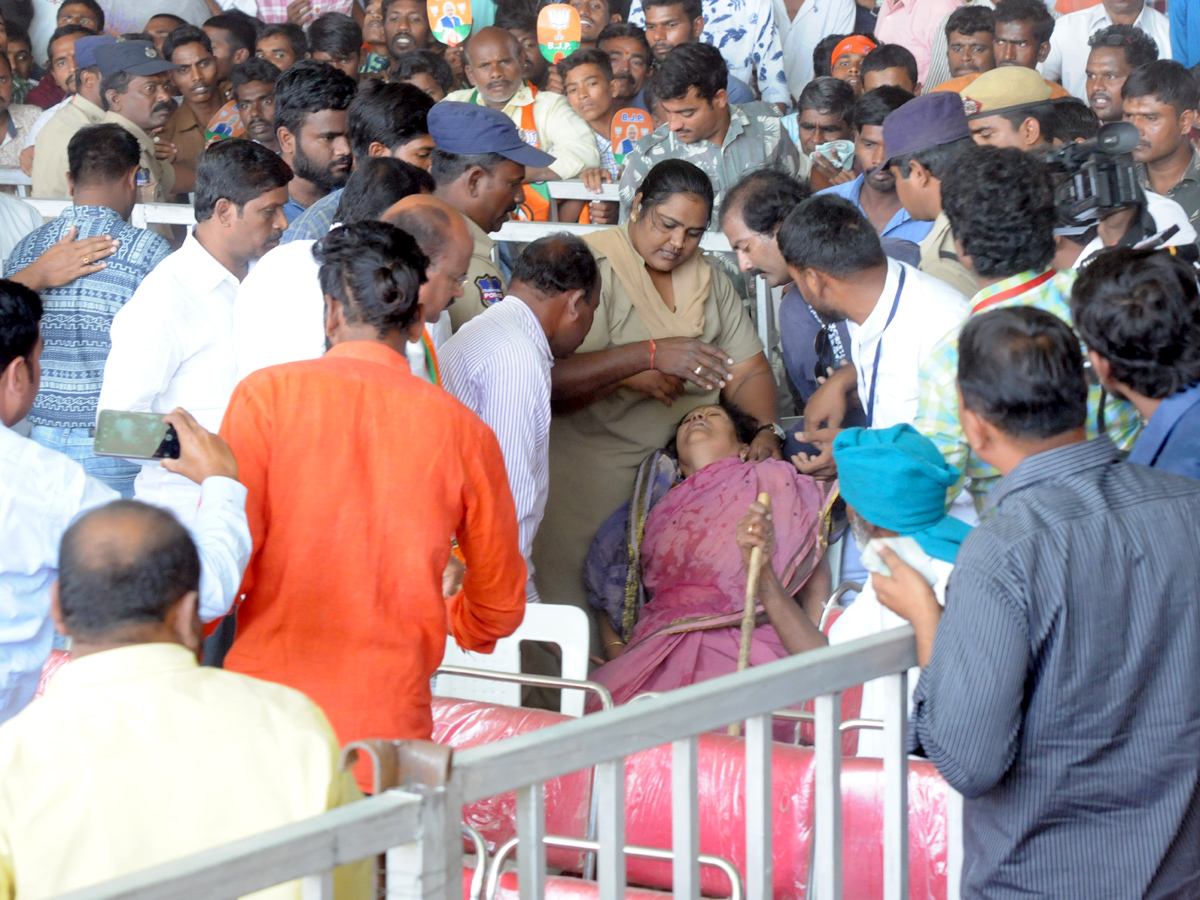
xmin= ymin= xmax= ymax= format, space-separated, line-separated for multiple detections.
xmin=464 ymin=26 xmax=524 ymax=106
xmin=57 ymin=501 xmax=200 ymax=641
xmin=382 ymin=195 xmax=475 ymax=323
xmin=382 ymin=194 xmax=470 ymax=259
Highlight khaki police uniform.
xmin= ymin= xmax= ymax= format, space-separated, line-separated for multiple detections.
xmin=451 ymin=214 xmax=508 ymax=332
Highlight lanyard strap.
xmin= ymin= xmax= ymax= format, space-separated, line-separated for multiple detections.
xmin=972 ymin=269 xmax=1055 ymax=314
xmin=865 ymin=266 xmax=906 ymax=427
xmin=422 ymin=331 xmax=440 ymax=386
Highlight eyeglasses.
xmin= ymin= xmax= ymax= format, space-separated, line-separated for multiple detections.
xmin=430 ymin=262 xmax=470 ymax=287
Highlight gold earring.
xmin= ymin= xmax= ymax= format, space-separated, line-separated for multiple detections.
xmin=630 ymin=211 xmax=638 ymax=222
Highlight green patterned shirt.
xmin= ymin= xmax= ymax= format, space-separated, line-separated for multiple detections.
xmin=914 ymin=267 xmax=1142 ymax=512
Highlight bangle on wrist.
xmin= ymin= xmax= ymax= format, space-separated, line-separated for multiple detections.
xmin=648 ymin=338 xmax=657 ymax=371
xmin=606 ymin=640 xmax=626 ymax=649
xmin=756 ymin=422 xmax=785 ymax=443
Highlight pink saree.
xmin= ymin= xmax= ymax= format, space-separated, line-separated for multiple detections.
xmin=590 ymin=456 xmax=830 ymax=708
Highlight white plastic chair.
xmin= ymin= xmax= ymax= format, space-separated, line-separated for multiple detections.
xmin=435 ymin=604 xmax=592 ymax=717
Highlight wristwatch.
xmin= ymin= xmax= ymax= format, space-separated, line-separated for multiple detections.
xmin=757 ymin=423 xmax=786 ymax=443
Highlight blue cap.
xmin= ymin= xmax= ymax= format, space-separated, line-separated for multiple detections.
xmin=427 ymin=101 xmax=556 ymax=168
xmin=92 ymin=40 xmax=176 ymax=78
xmin=74 ymin=35 xmax=118 ymax=70
xmin=880 ymin=92 xmax=971 ymax=169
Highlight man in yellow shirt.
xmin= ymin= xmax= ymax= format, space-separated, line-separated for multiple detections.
xmin=446 ymin=26 xmax=600 ymax=190
xmin=0 ymin=500 xmax=370 ymax=900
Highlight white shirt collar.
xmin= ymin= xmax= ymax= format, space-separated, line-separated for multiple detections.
xmin=856 ymin=258 xmax=905 ymax=343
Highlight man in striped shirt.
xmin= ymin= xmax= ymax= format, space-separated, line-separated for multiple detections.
xmin=440 ymin=234 xmax=600 ymax=603
xmin=875 ymin=306 xmax=1200 ymax=899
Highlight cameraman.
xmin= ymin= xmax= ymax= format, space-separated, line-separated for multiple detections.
xmin=1071 ymin=247 xmax=1200 ymax=481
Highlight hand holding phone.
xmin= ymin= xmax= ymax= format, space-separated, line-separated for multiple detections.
xmin=160 ymin=408 xmax=238 ymax=484
xmin=94 ymin=409 xmax=181 ymax=460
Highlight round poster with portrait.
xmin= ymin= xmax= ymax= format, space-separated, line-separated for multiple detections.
xmin=537 ymin=4 xmax=581 ymax=63
xmin=610 ymin=108 xmax=650 ymax=163
xmin=428 ymin=0 xmax=471 ymax=46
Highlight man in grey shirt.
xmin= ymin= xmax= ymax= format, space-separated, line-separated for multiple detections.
xmin=874 ymin=305 xmax=1200 ymax=898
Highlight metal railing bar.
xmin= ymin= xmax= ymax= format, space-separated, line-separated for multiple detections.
xmin=435 ymin=665 xmax=614 ymax=711
xmin=463 ymin=825 xmax=490 ymax=900
xmin=300 ymin=870 xmax=332 ymax=900
xmin=51 ymin=790 xmax=424 ymax=900
xmin=595 ymin=758 xmax=627 ymax=900
xmin=766 ymin=709 xmax=886 ymax=733
xmin=883 ymin=672 xmax=909 ymax=900
xmin=671 ymin=737 xmax=700 ymax=900
xmin=516 ymin=784 xmax=547 ymax=900
xmin=744 ymin=714 xmax=773 ymax=900
xmin=489 ymin=220 xmax=734 ymax=254
xmin=484 ymin=835 xmax=745 ymax=900
xmin=453 ymin=629 xmax=915 ymax=803
xmin=946 ymin=789 xmax=964 ymax=900
xmin=814 ymin=692 xmax=843 ymax=900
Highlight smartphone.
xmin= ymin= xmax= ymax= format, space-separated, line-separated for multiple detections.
xmin=93 ymin=410 xmax=181 ymax=460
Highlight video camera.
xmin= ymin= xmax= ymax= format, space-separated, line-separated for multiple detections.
xmin=1042 ymin=121 xmax=1142 ymax=229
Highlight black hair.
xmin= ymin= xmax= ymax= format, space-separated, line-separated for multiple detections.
xmin=940 ymin=145 xmax=1054 ymax=278
xmin=851 ymin=85 xmax=912 ymax=131
xmin=6 ymin=24 xmax=29 ymax=50
xmin=494 ymin=4 xmax=537 ymax=32
xmin=891 ymin=136 xmax=973 ymax=180
xmin=46 ymin=22 xmax=92 ymax=61
xmin=861 ymin=43 xmax=917 ymax=86
xmin=334 ymin=156 xmax=434 ymax=223
xmin=597 ymin=21 xmax=650 ymax=55
xmin=430 ymin=148 xmax=511 ymax=185
xmin=392 ymin=47 xmax=455 ymax=94
xmin=57 ymin=501 xmax=201 ymax=640
xmin=258 ymin=22 xmax=308 ymax=59
xmin=559 ymin=47 xmax=613 ymax=79
xmin=230 ymin=56 xmax=280 ymax=92
xmin=797 ymin=75 xmax=855 ymax=122
xmin=635 ymin=158 xmax=714 ymax=221
xmin=812 ymin=33 xmax=847 ymax=79
xmin=68 ymin=123 xmax=140 ymax=186
xmin=655 ymin=42 xmax=727 ymax=104
xmin=58 ymin=0 xmax=103 ymax=31
xmin=995 ymin=100 xmax=1057 ymax=143
xmin=204 ymin=12 xmax=260 ymax=56
xmin=193 ymin=137 xmax=293 ymax=221
xmin=1088 ymin=23 xmax=1159 ymax=70
xmin=511 ymin=233 xmax=600 ymax=297
xmin=643 ymin=0 xmax=702 ymax=22
xmin=314 ymin=220 xmax=428 ymax=335
xmin=309 ymin=12 xmax=363 ymax=59
xmin=1051 ymin=97 xmax=1099 ymax=143
xmin=162 ymin=24 xmax=212 ymax=62
xmin=642 ymin=71 xmax=661 ymax=115
xmin=945 ymin=5 xmax=994 ymax=39
xmin=993 ymin=0 xmax=1054 ymax=46
xmin=1071 ymin=247 xmax=1200 ymax=399
xmin=777 ymin=194 xmax=886 ymax=278
xmin=958 ymin=306 xmax=1087 ymax=439
xmin=664 ymin=399 xmax=759 ymax=457
xmin=381 ymin=0 xmax=420 ymax=15
xmin=1122 ymin=60 xmax=1200 ymax=116
xmin=149 ymin=12 xmax=187 ymax=29
xmin=720 ymin=169 xmax=811 ymax=231
xmin=272 ymin=58 xmax=357 ymax=137
xmin=348 ymin=80 xmax=433 ymax=161
xmin=0 ymin=277 xmax=41 ymax=373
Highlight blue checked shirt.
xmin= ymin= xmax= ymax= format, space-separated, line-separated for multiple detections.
xmin=911 ymin=437 xmax=1200 ymax=898
xmin=595 ymin=132 xmax=621 ymax=181
xmin=5 ymin=206 xmax=171 ymax=429
xmin=914 ymin=268 xmax=1141 ymax=510
xmin=281 ymin=188 xmax=342 ymax=243
xmin=627 ymin=0 xmax=789 ymax=106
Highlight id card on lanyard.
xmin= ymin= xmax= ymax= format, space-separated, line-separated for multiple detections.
xmin=865 ymin=266 xmax=906 ymax=427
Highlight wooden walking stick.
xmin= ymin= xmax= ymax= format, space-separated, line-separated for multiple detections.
xmin=729 ymin=492 xmax=771 ymax=737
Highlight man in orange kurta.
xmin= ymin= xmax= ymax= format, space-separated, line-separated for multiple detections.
xmin=219 ymin=338 xmax=527 ymax=782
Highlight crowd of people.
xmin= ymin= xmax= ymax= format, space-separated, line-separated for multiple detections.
xmin=2 ymin=0 xmax=1200 ymax=896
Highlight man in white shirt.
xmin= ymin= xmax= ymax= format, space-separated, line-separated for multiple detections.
xmin=0 ymin=279 xmax=251 ymax=723
xmin=440 ymin=234 xmax=600 ymax=604
xmin=231 ymin=174 xmax=465 ymax=387
xmin=779 ymin=193 xmax=968 ymax=477
xmin=1042 ymin=0 xmax=1172 ymax=100
xmin=772 ymin=0 xmax=856 ymax=102
xmin=98 ymin=138 xmax=291 ymax=527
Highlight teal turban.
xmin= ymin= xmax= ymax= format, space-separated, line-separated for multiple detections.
xmin=832 ymin=424 xmax=972 ymax=564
